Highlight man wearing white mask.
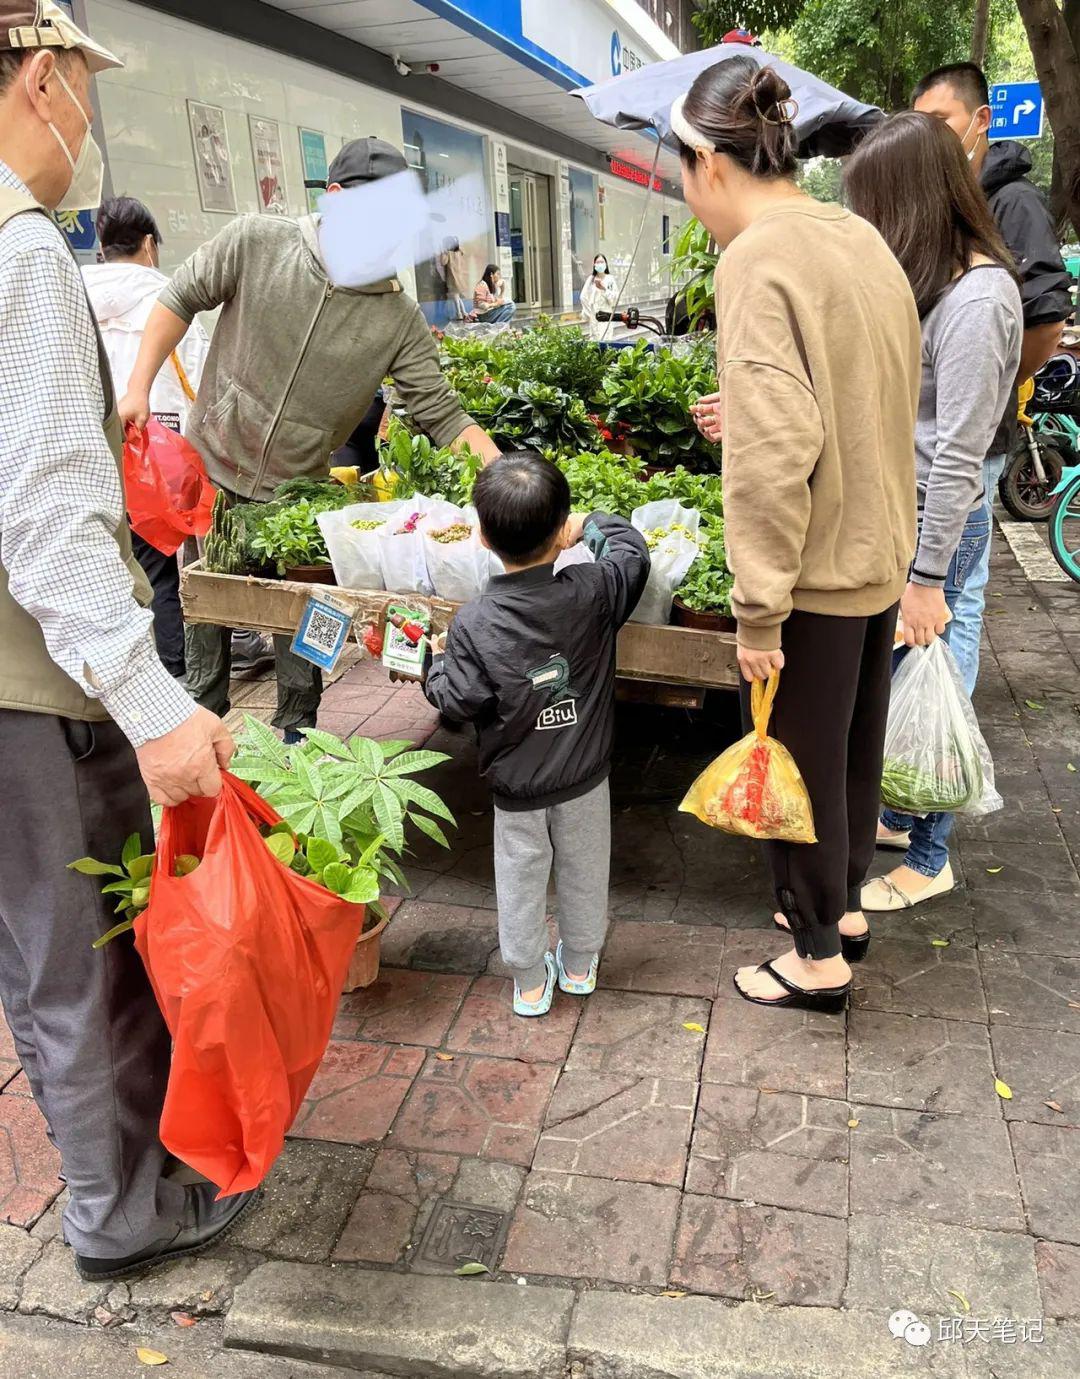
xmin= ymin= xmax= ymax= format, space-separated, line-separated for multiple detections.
xmin=0 ymin=2 xmax=254 ymax=1279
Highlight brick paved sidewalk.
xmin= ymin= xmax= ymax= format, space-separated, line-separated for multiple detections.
xmin=1 ymin=530 xmax=1079 ymax=1377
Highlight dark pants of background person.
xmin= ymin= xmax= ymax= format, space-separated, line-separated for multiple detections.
xmin=738 ymin=605 xmax=897 ymax=961
xmin=184 ymin=486 xmax=321 ymax=733
xmin=0 ymin=711 xmax=186 ymax=1257
xmin=131 ymin=532 xmax=184 ymax=679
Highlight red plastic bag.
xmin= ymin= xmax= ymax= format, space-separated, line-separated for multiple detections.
xmin=123 ymin=419 xmax=215 ymax=556
xmin=135 ymin=773 xmax=363 ymax=1196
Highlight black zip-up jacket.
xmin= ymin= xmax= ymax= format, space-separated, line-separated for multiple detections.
xmin=980 ymin=142 xmax=1073 ymax=456
xmin=424 ymin=513 xmax=650 ymax=811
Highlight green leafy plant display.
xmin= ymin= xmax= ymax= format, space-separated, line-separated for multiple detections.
xmin=69 ymin=831 xmax=156 ymax=948
xmin=600 ymin=343 xmax=720 ymax=473
xmin=670 ymin=218 xmax=718 ymax=332
xmin=249 ymin=498 xmax=332 ymax=575
xmin=556 ymin=450 xmax=647 ymax=516
xmin=378 ymin=417 xmax=482 ymax=507
xmin=675 ymin=531 xmax=733 ymax=614
xmin=498 ymin=320 xmax=610 ymax=403
xmin=489 ymin=381 xmax=601 ymax=454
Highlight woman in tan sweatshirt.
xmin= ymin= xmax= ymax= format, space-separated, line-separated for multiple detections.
xmin=675 ymin=57 xmax=922 ymax=1012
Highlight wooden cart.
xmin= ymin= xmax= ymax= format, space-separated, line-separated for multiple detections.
xmin=180 ymin=563 xmax=739 ymax=698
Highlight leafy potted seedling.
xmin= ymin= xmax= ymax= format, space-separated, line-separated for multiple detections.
xmin=673 ymin=532 xmax=735 ymax=632
xmin=250 ymin=498 xmax=336 ymax=583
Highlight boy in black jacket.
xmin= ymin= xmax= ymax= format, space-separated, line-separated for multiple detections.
xmin=424 ymin=452 xmax=650 ymax=1016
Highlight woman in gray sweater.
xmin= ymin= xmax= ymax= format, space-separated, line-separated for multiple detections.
xmin=841 ymin=111 xmax=1022 ymax=922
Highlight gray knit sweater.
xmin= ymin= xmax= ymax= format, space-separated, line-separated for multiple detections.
xmin=911 ymin=264 xmax=1022 ymax=586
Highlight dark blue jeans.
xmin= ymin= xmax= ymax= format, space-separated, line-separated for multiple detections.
xmin=881 ymin=509 xmax=991 ymax=878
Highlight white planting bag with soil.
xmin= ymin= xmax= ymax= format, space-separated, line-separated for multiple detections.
xmin=629 ymin=500 xmax=701 ymax=625
xmin=419 ymin=501 xmax=497 ymax=603
xmin=318 ymin=500 xmax=408 ymax=592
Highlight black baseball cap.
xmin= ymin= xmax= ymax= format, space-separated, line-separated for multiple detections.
xmin=327 ymin=137 xmax=409 ymax=188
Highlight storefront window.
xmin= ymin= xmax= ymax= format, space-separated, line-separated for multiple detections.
xmin=401 ymin=109 xmax=490 ymax=325
xmin=568 ymin=168 xmax=598 ymax=304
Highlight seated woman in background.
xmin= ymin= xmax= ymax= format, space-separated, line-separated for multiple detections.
xmin=842 ymin=111 xmax=1022 ymax=921
xmin=473 ymin=264 xmax=515 ymax=324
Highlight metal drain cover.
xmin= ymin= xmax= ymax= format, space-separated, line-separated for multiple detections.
xmin=414 ymin=1200 xmax=509 ymax=1273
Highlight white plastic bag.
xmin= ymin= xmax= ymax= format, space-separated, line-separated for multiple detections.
xmin=377 ymin=496 xmax=435 ymax=595
xmin=318 ymin=500 xmax=407 ymax=592
xmin=881 ymin=638 xmax=1002 ymax=817
xmin=630 ymin=500 xmax=701 ymax=625
xmin=419 ymin=501 xmax=496 ymax=603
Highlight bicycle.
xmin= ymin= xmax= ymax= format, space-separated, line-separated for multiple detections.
xmin=1049 ymin=459 xmax=1080 ymax=583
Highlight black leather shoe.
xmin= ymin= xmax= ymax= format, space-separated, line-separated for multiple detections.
xmin=74 ymin=1184 xmax=258 ymax=1282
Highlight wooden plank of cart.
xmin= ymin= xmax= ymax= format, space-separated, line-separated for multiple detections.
xmin=180 ymin=563 xmax=739 ymax=701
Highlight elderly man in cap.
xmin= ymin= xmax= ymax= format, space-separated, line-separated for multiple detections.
xmin=0 ymin=1 xmax=254 ymax=1279
xmin=122 ymin=136 xmax=500 ymax=739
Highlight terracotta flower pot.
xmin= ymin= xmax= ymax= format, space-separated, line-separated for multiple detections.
xmin=285 ymin=563 xmax=336 ymax=584
xmin=672 ymin=596 xmax=736 ymax=634
xmin=342 ymin=910 xmax=388 ymax=992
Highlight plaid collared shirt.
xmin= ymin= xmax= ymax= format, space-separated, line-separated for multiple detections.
xmin=0 ymin=159 xmax=193 ymax=746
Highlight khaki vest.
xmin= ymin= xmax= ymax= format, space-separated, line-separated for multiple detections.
xmin=0 ymin=186 xmax=152 ymax=721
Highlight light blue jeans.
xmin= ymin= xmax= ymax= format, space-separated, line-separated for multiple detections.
xmin=946 ymin=453 xmax=1007 ymax=689
xmin=881 ymin=507 xmax=992 ymax=878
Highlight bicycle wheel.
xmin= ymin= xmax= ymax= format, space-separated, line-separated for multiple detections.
xmin=1049 ymin=472 xmax=1080 ymax=583
xmin=998 ymin=444 xmax=1065 ymax=521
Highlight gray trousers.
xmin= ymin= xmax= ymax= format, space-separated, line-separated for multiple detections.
xmin=493 ymin=779 xmax=611 ymax=990
xmin=0 ymin=711 xmax=185 ymax=1257
xmin=185 ymin=622 xmax=322 ymax=732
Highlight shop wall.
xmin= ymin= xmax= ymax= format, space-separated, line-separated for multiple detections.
xmin=84 ymin=0 xmax=409 ymax=284
xmin=597 ymin=175 xmax=679 ymax=307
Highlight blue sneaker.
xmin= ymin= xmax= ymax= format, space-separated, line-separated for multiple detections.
xmin=556 ymin=941 xmax=598 ymax=995
xmin=513 ymin=952 xmax=557 ymax=1017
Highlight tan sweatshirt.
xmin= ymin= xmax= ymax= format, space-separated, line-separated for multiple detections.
xmin=716 ymin=199 xmax=921 ymax=651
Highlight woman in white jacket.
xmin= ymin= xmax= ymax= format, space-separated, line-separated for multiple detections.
xmin=82 ymin=198 xmax=209 ymax=679
xmin=579 ymin=254 xmax=619 ymax=340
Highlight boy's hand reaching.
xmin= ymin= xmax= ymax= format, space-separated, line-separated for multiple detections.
xmin=561 ymin=513 xmax=586 ymax=548
xmin=431 ymin=633 xmax=447 ymax=655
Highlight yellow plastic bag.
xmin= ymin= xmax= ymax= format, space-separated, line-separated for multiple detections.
xmin=679 ymin=674 xmax=817 ymax=843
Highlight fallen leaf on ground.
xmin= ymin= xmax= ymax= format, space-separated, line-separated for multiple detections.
xmin=682 ymin=1022 xmax=706 ymax=1034
xmin=946 ymin=1288 xmax=971 ymax=1314
xmin=454 ymin=1261 xmax=490 ymax=1276
xmin=136 ymin=1349 xmax=169 ymax=1367
xmin=170 ymin=1312 xmax=196 ymax=1328
xmin=751 ymin=1291 xmax=776 ymax=1303
xmin=931 ymin=938 xmax=950 ymax=947
xmin=1068 ymin=763 xmax=1077 ymax=773
xmin=986 ymin=867 xmax=1004 ymax=875
xmin=847 ymin=1118 xmax=860 ymax=1129
xmin=1045 ymin=1101 xmax=1064 ymax=1114
xmin=434 ymin=1053 xmax=454 ymax=1062
xmin=660 ymin=1290 xmax=687 ymax=1298
xmin=1069 ymin=1003 xmax=1080 ymax=1011
xmin=1025 ymin=700 xmax=1044 ymax=711
xmin=995 ymin=1078 xmax=1013 ymax=1100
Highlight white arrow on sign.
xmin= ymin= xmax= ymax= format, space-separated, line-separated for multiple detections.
xmin=1014 ymin=98 xmax=1037 ymax=122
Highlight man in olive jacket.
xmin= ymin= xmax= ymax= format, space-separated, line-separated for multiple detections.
xmin=121 ymin=137 xmax=498 ymax=737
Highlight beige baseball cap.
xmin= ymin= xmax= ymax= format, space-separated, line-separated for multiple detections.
xmin=2 ymin=0 xmax=122 ymax=74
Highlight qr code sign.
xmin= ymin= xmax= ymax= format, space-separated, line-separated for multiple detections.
xmin=306 ymin=608 xmax=343 ymax=656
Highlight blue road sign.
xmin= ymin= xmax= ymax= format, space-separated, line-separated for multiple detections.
xmin=989 ymin=82 xmax=1044 ymax=142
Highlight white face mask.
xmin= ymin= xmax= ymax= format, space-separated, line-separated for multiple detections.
xmin=594 ymin=260 xmax=608 ymax=274
xmin=34 ymin=67 xmax=104 ymax=212
xmin=960 ymin=106 xmax=988 ymax=162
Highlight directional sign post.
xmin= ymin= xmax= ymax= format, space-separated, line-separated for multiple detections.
xmin=989 ymin=82 xmax=1044 ymax=141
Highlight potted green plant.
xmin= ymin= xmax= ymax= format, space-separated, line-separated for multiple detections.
xmin=673 ymin=532 xmax=735 ymax=632
xmin=249 ymin=498 xmax=336 ymax=582
xmin=71 ymin=721 xmax=455 ymax=990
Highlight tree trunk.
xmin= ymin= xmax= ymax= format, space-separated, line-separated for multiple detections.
xmin=1016 ymin=0 xmax=1080 ymax=239
xmin=970 ymin=0 xmax=991 ymax=65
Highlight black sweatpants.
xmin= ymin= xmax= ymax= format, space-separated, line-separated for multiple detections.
xmin=739 ymin=605 xmax=897 ymax=960
xmin=132 ymin=532 xmax=184 ymax=679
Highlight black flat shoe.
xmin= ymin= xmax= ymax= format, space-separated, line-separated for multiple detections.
xmin=733 ymin=959 xmax=850 ymax=1014
xmin=75 ymin=1184 xmax=259 ymax=1282
xmin=772 ymin=919 xmax=870 ymax=964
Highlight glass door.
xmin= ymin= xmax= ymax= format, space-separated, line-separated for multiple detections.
xmin=508 ymin=168 xmax=554 ymax=310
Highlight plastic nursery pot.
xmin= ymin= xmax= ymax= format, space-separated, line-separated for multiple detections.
xmin=672 ymin=596 xmax=737 ymax=634
xmin=284 ymin=563 xmax=337 ymax=585
xmin=342 ymin=909 xmax=389 ymax=992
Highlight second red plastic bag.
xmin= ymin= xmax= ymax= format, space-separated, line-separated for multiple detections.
xmin=123 ymin=419 xmax=215 ymax=556
xmin=135 ymin=773 xmax=364 ymax=1196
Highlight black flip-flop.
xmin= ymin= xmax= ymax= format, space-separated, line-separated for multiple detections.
xmin=733 ymin=959 xmax=850 ymax=1013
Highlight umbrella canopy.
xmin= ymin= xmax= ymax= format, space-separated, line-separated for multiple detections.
xmin=573 ymin=44 xmax=881 ymax=160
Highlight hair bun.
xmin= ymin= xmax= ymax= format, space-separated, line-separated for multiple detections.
xmin=748 ymin=66 xmax=793 ymax=118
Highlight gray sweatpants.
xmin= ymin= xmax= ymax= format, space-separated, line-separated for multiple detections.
xmin=0 ymin=711 xmax=186 ymax=1257
xmin=493 ymin=779 xmax=611 ymax=990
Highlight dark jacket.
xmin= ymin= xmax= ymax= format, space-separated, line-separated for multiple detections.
xmin=979 ymin=141 xmax=1072 ymax=456
xmin=424 ymin=513 xmax=650 ymax=811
